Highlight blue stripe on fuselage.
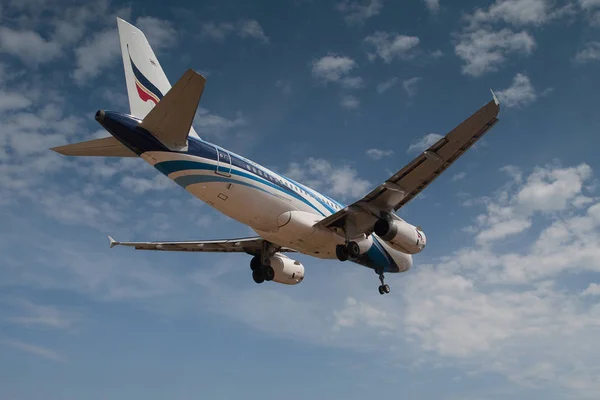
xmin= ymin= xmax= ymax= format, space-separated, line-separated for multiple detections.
xmin=154 ymin=159 xmax=329 ymax=215
xmin=173 ymin=174 xmax=273 ymax=196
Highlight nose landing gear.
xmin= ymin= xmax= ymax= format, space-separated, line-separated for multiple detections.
xmin=377 ymin=270 xmax=390 ymax=295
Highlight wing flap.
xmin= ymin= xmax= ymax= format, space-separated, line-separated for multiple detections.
xmin=51 ymin=136 xmax=137 ymax=157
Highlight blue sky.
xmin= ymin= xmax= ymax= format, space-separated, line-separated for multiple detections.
xmin=1 ymin=0 xmax=600 ymax=398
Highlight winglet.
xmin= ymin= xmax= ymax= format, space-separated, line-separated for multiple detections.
xmin=490 ymin=89 xmax=500 ymax=106
xmin=108 ymin=236 xmax=119 ymax=248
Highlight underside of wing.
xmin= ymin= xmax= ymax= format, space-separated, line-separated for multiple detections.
xmin=366 ymin=97 xmax=500 ymax=211
xmin=108 ymin=236 xmax=296 ymax=255
xmin=316 ymin=94 xmax=501 ymax=237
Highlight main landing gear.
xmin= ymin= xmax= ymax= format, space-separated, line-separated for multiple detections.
xmin=377 ymin=270 xmax=390 ymax=295
xmin=335 ymin=241 xmax=361 ymax=261
xmin=250 ymin=255 xmax=274 ymax=284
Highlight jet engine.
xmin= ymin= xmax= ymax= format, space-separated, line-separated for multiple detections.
xmin=269 ymin=253 xmax=305 ymax=285
xmin=373 ymin=218 xmax=426 ymax=254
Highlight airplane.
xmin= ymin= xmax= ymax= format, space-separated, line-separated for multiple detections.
xmin=51 ymin=18 xmax=501 ymax=295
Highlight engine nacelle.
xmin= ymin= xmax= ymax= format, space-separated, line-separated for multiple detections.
xmin=269 ymin=253 xmax=305 ymax=285
xmin=373 ymin=218 xmax=426 ymax=254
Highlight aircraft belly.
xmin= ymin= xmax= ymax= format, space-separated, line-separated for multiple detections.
xmin=257 ymin=222 xmax=344 ymax=259
xmin=187 ymin=180 xmax=294 ymax=232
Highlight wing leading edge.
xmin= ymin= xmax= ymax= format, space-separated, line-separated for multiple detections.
xmin=316 ymin=93 xmax=501 ymax=236
xmin=108 ymin=236 xmax=296 ymax=255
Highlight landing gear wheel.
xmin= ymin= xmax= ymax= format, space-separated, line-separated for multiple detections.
xmin=336 ymin=244 xmax=349 ymax=261
xmin=264 ymin=266 xmax=275 ymax=281
xmin=250 ymin=256 xmax=262 ymax=271
xmin=346 ymin=241 xmax=361 ymax=258
xmin=378 ymin=284 xmax=391 ymax=295
xmin=252 ymin=269 xmax=265 ymax=284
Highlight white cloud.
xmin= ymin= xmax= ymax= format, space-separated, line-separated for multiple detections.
xmin=430 ymin=49 xmax=444 ymax=58
xmin=501 ymin=164 xmax=524 ymax=183
xmin=4 ymin=298 xmax=78 ymax=330
xmin=0 ymin=338 xmax=65 ymax=362
xmin=473 ymin=164 xmax=593 ymax=244
xmin=574 ymin=41 xmax=600 ymax=63
xmin=333 ymin=297 xmax=397 ymax=332
xmin=452 ymin=172 xmax=467 ymax=181
xmin=0 ymin=91 xmax=32 ymax=112
xmin=422 ymin=0 xmax=440 ymax=13
xmin=366 ymin=148 xmax=394 ymax=160
xmin=516 ymin=164 xmax=591 ymax=213
xmin=467 ymin=0 xmax=554 ymax=27
xmin=364 ymin=32 xmax=420 ymax=63
xmin=285 ymin=157 xmax=371 ymax=199
xmin=50 ymin=2 xmax=112 ymax=46
xmin=200 ymin=19 xmax=269 ymax=43
xmin=455 ymin=1 xmax=574 ymax=76
xmin=395 ymin=165 xmax=600 ymax=395
xmin=311 ymin=55 xmax=364 ymax=96
xmin=120 ymin=175 xmax=173 ymax=194
xmin=340 ymin=76 xmax=365 ymax=89
xmin=0 ymin=27 xmax=61 ymax=65
xmin=455 ymin=28 xmax=536 ymax=76
xmin=579 ymin=0 xmax=600 ymax=22
xmin=581 ymin=283 xmax=600 ymax=297
xmin=573 ymin=195 xmax=595 ymax=208
xmin=311 ymin=55 xmax=357 ymax=83
xmin=407 ymin=133 xmax=443 ymax=153
xmin=200 ymin=21 xmax=234 ymax=41
xmin=476 ymin=217 xmax=533 ymax=243
xmin=135 ymin=16 xmax=177 ymax=50
xmin=340 ymin=94 xmax=360 ymax=109
xmin=336 ymin=0 xmax=383 ymax=25
xmin=402 ymin=76 xmax=422 ymax=96
xmin=73 ymin=29 xmax=120 ymax=84
xmin=238 ymin=19 xmax=270 ymax=43
xmin=376 ymin=77 xmax=398 ymax=93
xmin=496 ymin=73 xmax=537 ymax=107
xmin=193 ymin=107 xmax=247 ymax=139
xmin=580 ymin=0 xmax=600 ymax=9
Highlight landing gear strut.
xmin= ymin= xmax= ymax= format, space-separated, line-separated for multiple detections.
xmin=250 ymin=255 xmax=274 ymax=284
xmin=335 ymin=241 xmax=361 ymax=261
xmin=377 ymin=270 xmax=391 ymax=295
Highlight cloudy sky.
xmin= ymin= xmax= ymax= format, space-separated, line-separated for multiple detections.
xmin=1 ymin=0 xmax=600 ymax=399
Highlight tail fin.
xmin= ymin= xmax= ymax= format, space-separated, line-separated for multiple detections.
xmin=116 ymin=17 xmax=201 ymax=139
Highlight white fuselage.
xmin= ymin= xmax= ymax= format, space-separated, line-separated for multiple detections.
xmin=139 ymin=138 xmax=413 ymax=274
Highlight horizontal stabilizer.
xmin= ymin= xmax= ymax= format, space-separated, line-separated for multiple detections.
xmin=139 ymin=69 xmax=206 ymax=150
xmin=51 ymin=136 xmax=137 ymax=157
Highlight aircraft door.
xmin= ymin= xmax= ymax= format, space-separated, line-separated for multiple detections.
xmin=215 ymin=147 xmax=232 ymax=176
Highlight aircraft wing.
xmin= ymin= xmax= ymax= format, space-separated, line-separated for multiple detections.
xmin=315 ymin=93 xmax=500 ymax=238
xmin=108 ymin=236 xmax=296 ymax=255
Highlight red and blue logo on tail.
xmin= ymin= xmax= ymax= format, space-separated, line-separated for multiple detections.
xmin=127 ymin=45 xmax=163 ymax=105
